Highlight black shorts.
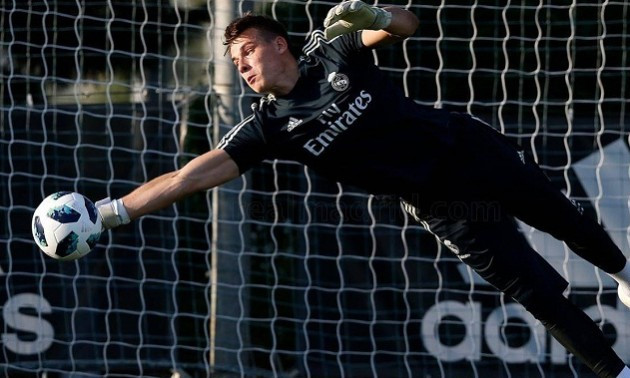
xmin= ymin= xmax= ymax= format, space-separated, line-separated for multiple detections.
xmin=401 ymin=199 xmax=569 ymax=309
xmin=403 ymin=112 xmax=627 ymax=376
xmin=401 ymin=113 xmax=584 ymax=308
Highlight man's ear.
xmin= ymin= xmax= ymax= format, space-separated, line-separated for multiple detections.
xmin=274 ymin=36 xmax=289 ymax=54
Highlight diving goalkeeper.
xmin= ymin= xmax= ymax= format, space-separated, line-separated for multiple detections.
xmin=95 ymin=2 xmax=630 ymax=377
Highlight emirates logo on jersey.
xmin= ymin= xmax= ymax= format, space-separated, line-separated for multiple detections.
xmin=303 ymin=90 xmax=373 ymax=156
xmin=328 ymin=72 xmax=349 ymax=92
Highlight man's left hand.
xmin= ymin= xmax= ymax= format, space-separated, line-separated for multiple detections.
xmin=323 ymin=1 xmax=392 ymax=40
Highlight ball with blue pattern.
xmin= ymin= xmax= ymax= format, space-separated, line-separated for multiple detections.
xmin=32 ymin=191 xmax=102 ymax=260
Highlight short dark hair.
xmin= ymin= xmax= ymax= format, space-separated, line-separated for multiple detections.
xmin=223 ymin=13 xmax=290 ymax=55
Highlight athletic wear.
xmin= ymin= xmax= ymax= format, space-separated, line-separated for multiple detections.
xmin=218 ymin=29 xmax=453 ymax=197
xmin=400 ymin=111 xmax=626 ymax=295
xmin=219 ymin=27 xmax=625 ymax=293
xmin=537 ymin=291 xmax=626 ymax=378
xmin=219 ymin=29 xmax=628 ymax=377
xmin=400 ymin=115 xmax=627 ymax=377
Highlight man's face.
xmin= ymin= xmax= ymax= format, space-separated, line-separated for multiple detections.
xmin=229 ymin=28 xmax=286 ymax=94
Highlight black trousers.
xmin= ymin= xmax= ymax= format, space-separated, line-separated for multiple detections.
xmin=401 ymin=113 xmax=627 ymax=377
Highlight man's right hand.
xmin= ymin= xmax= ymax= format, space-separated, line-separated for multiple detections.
xmin=96 ymin=197 xmax=130 ymax=230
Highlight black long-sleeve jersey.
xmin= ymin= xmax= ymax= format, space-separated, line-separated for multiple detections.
xmin=218 ymin=30 xmax=461 ymax=200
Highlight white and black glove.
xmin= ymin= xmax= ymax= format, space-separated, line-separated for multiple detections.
xmin=323 ymin=0 xmax=392 ymax=40
xmin=95 ymin=197 xmax=131 ymax=230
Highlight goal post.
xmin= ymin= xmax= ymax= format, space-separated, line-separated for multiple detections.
xmin=1 ymin=1 xmax=629 ymax=377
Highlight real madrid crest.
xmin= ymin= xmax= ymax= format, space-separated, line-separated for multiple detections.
xmin=328 ymin=71 xmax=349 ymax=92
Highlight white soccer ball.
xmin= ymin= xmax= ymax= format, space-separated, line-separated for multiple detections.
xmin=32 ymin=191 xmax=102 ymax=261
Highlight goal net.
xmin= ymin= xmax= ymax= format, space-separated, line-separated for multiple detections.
xmin=1 ymin=1 xmax=628 ymax=377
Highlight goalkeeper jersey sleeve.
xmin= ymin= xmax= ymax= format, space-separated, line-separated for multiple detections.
xmin=216 ymin=113 xmax=269 ymax=174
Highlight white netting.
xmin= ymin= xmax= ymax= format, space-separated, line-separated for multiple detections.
xmin=1 ymin=1 xmax=629 ymax=377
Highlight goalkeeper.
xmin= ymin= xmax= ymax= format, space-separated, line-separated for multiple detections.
xmin=96 ymin=2 xmax=630 ymax=377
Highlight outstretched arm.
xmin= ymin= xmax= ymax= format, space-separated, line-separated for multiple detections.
xmin=98 ymin=149 xmax=240 ymax=228
xmin=323 ymin=1 xmax=419 ymax=47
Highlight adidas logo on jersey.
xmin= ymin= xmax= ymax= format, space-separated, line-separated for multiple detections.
xmin=286 ymin=117 xmax=304 ymax=132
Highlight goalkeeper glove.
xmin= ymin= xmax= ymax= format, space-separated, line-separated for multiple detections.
xmin=323 ymin=0 xmax=392 ymax=40
xmin=96 ymin=197 xmax=131 ymax=230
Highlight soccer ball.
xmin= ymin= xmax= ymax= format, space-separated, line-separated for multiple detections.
xmin=32 ymin=191 xmax=102 ymax=261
